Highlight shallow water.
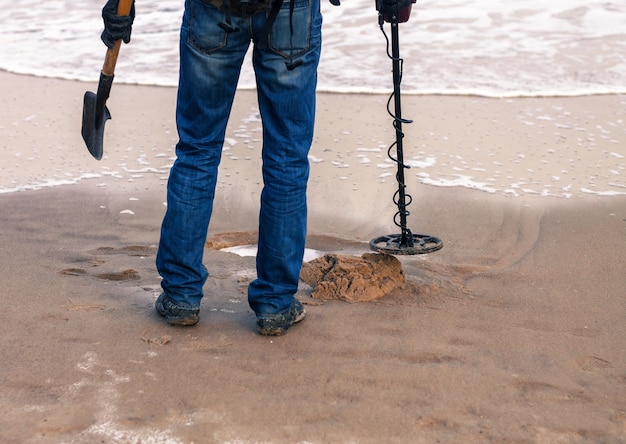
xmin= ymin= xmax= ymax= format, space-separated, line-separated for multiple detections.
xmin=2 ymin=0 xmax=626 ymax=96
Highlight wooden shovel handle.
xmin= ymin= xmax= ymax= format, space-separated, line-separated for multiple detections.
xmin=102 ymin=0 xmax=134 ymax=76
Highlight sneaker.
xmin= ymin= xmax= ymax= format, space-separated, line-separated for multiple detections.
xmin=256 ymin=299 xmax=306 ymax=336
xmin=155 ymin=293 xmax=200 ymax=326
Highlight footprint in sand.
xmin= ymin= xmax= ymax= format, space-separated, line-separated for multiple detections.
xmin=578 ymin=355 xmax=612 ymax=372
xmin=66 ymin=299 xmax=107 ymax=312
xmin=91 ymin=245 xmax=157 ymax=257
xmin=59 ymin=268 xmax=88 ymax=276
xmin=59 ymin=267 xmax=140 ymax=281
xmin=58 ymin=245 xmax=156 ymax=281
xmin=94 ymin=269 xmax=140 ymax=281
xmin=514 ymin=380 xmax=591 ymax=404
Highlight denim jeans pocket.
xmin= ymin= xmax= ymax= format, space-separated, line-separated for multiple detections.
xmin=268 ymin=0 xmax=312 ymax=59
xmin=188 ymin=0 xmax=228 ymax=53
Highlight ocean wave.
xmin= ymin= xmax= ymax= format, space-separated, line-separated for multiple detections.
xmin=1 ymin=0 xmax=625 ymax=97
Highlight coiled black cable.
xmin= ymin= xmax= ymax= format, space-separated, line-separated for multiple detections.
xmin=379 ymin=18 xmax=414 ymax=244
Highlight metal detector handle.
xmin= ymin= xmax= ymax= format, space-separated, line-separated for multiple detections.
xmin=102 ymin=0 xmax=134 ymax=76
xmin=377 ymin=0 xmax=415 ymax=23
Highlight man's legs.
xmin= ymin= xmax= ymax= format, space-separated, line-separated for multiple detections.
xmin=156 ymin=0 xmax=250 ymax=324
xmin=248 ymin=0 xmax=322 ymax=334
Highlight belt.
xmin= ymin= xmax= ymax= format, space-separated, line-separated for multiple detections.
xmin=206 ymin=0 xmax=275 ymax=17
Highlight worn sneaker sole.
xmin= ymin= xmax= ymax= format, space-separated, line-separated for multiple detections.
xmin=256 ymin=299 xmax=306 ymax=336
xmin=155 ymin=293 xmax=200 ymax=326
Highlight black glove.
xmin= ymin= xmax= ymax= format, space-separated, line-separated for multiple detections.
xmin=101 ymin=0 xmax=136 ymax=49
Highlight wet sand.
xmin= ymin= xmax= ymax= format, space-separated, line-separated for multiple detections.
xmin=0 ymin=71 xmax=625 ymax=443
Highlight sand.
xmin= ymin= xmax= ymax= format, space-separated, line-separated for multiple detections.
xmin=0 ymin=70 xmax=625 ymax=443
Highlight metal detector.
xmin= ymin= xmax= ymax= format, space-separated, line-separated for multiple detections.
xmin=369 ymin=0 xmax=443 ymax=255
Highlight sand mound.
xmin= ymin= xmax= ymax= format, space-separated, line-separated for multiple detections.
xmin=300 ymin=253 xmax=405 ymax=302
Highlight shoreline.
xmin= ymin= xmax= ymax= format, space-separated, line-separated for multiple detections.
xmin=2 ymin=71 xmax=624 ymax=202
xmin=4 ymin=68 xmax=626 ymax=99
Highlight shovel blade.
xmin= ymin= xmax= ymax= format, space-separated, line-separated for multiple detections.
xmin=81 ymin=72 xmax=115 ymax=160
xmin=81 ymin=90 xmax=111 ymax=160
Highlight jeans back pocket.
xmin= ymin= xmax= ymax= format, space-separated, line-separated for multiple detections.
xmin=188 ymin=0 xmax=228 ymax=53
xmin=268 ymin=0 xmax=312 ymax=59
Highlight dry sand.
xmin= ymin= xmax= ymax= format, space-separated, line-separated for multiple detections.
xmin=0 ymin=71 xmax=625 ymax=443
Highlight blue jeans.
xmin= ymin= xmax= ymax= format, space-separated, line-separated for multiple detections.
xmin=156 ymin=0 xmax=322 ymax=315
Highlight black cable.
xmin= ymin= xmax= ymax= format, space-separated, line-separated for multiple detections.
xmin=379 ymin=17 xmax=414 ymax=244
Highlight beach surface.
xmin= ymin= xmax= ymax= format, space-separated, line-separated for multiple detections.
xmin=1 ymin=71 xmax=625 ymax=443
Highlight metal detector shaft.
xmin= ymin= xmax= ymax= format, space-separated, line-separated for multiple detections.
xmin=369 ymin=10 xmax=443 ymax=256
xmin=390 ymin=19 xmax=413 ymax=248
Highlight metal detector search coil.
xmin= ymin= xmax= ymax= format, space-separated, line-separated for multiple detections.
xmin=370 ymin=234 xmax=443 ymax=256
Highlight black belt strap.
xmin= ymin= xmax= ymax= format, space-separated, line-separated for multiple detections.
xmin=257 ymin=0 xmax=284 ymax=49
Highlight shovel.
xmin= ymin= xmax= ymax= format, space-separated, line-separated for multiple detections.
xmin=81 ymin=0 xmax=134 ymax=160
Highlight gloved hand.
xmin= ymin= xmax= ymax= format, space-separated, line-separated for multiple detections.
xmin=100 ymin=0 xmax=136 ymax=49
xmin=377 ymin=0 xmax=412 ymax=15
